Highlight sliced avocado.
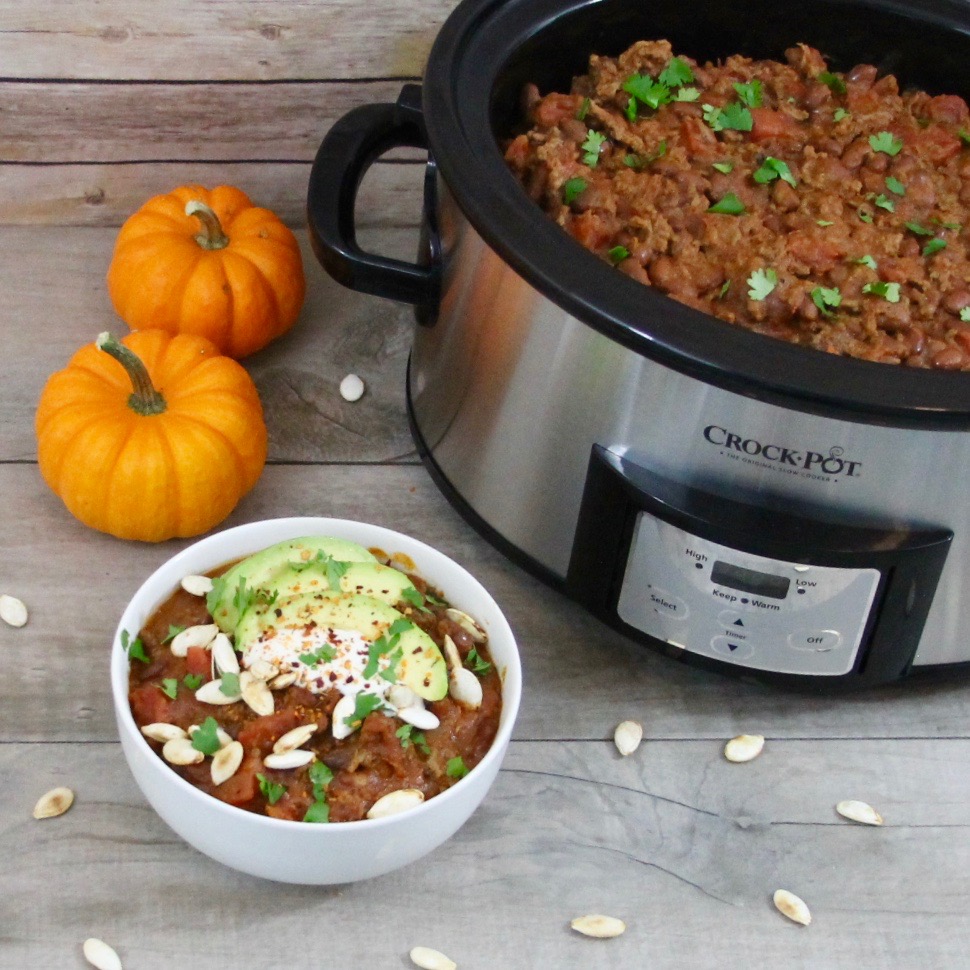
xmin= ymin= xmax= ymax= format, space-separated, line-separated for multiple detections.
xmin=236 ymin=591 xmax=447 ymax=701
xmin=209 ymin=536 xmax=377 ymax=633
xmin=249 ymin=560 xmax=417 ymax=609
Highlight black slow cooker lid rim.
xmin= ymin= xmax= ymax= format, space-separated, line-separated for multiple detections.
xmin=421 ymin=0 xmax=970 ymax=430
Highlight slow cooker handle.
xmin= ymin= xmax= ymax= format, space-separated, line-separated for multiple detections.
xmin=306 ymin=84 xmax=439 ymax=307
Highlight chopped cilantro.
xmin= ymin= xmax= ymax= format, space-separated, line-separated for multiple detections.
xmin=855 ymin=255 xmax=878 ymax=270
xmin=858 ymin=208 xmax=874 ymax=224
xmin=159 ymin=678 xmax=179 ymax=700
xmin=623 ymin=153 xmax=643 ymax=169
xmin=576 ymin=96 xmax=590 ymax=121
xmin=703 ymin=102 xmax=753 ymax=133
xmin=872 ymin=193 xmax=895 ymax=213
xmin=622 ymin=74 xmax=672 ymax=112
xmin=308 ymin=761 xmax=334 ymax=792
xmin=708 ymin=192 xmax=745 ymax=215
xmin=717 ymin=279 xmax=731 ymax=299
xmin=303 ymin=798 xmax=330 ymax=824
xmin=466 ymin=646 xmax=493 ymax=677
xmin=608 ymin=245 xmax=630 ymax=264
xmin=869 ymin=131 xmax=903 ymax=156
xmin=400 ymin=585 xmax=429 ymax=613
xmin=934 ymin=218 xmax=962 ymax=231
xmin=961 ymin=308 xmax=970 ymax=322
xmin=299 ymin=643 xmax=337 ymax=666
xmin=863 ymin=281 xmax=901 ymax=303
xmin=581 ymin=129 xmax=607 ymax=166
xmin=225 ymin=576 xmax=278 ymax=619
xmin=672 ymin=86 xmax=700 ymax=103
xmin=396 ymin=724 xmax=431 ymax=756
xmin=562 ymin=176 xmax=587 ymax=205
xmin=885 ymin=176 xmax=906 ymax=196
xmin=219 ymin=672 xmax=241 ymax=697
xmin=379 ymin=646 xmax=404 ymax=683
xmin=288 ymin=552 xmax=350 ymax=592
xmin=162 ymin=624 xmax=186 ymax=645
xmin=959 ymin=129 xmax=970 ymax=146
xmin=121 ymin=630 xmax=149 ymax=664
xmin=817 ymin=219 xmax=834 ymax=227
xmin=625 ymin=95 xmax=638 ymax=123
xmin=344 ymin=692 xmax=384 ymax=730
xmin=446 ymin=756 xmax=470 ymax=779
xmin=659 ymin=57 xmax=695 ymax=88
xmin=732 ymin=80 xmax=763 ymax=108
xmin=190 ymin=717 xmax=222 ymax=756
xmin=753 ymin=157 xmax=797 ymax=188
xmin=205 ymin=575 xmax=226 ymax=615
xmin=712 ymin=161 xmax=734 ymax=174
xmin=304 ymin=761 xmax=333 ymax=821
xmin=833 ymin=108 xmax=849 ymax=122
xmin=811 ymin=286 xmax=842 ymax=316
xmin=747 ymin=267 xmax=778 ymax=301
xmin=257 ymin=774 xmax=286 ymax=805
xmin=183 ymin=673 xmax=204 ymax=691
xmin=922 ymin=238 xmax=947 ymax=257
xmin=905 ymin=221 xmax=934 ymax=236
xmin=817 ymin=71 xmax=847 ymax=95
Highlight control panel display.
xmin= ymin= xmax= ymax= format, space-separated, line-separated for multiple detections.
xmin=616 ymin=512 xmax=882 ymax=676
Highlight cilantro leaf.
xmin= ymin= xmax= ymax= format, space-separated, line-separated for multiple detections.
xmin=732 ymin=80 xmax=763 ymax=108
xmin=922 ymin=238 xmax=947 ymax=257
xmin=581 ymin=129 xmax=608 ymax=166
xmin=863 ymin=281 xmax=901 ymax=303
xmin=576 ymin=96 xmax=590 ymax=121
xmin=817 ymin=219 xmax=834 ymax=227
xmin=717 ymin=279 xmax=731 ymax=299
xmin=299 ymin=643 xmax=337 ymax=666
xmin=159 ymin=678 xmax=179 ymax=700
xmin=659 ymin=57 xmax=694 ymax=88
xmin=121 ymin=630 xmax=150 ymax=664
xmin=162 ymin=624 xmax=186 ymax=645
xmin=703 ymin=102 xmax=753 ymax=132
xmin=608 ymin=245 xmax=630 ymax=264
xmin=446 ymin=756 xmax=470 ymax=779
xmin=885 ymin=176 xmax=906 ymax=196
xmin=869 ymin=131 xmax=903 ymax=156
xmin=905 ymin=221 xmax=934 ymax=236
xmin=833 ymin=108 xmax=849 ymax=122
xmin=817 ymin=71 xmax=847 ymax=95
xmin=747 ymin=268 xmax=778 ymax=301
xmin=396 ymin=724 xmax=431 ymax=755
xmin=379 ymin=645 xmax=404 ymax=684
xmin=811 ymin=286 xmax=842 ymax=316
xmin=466 ymin=646 xmax=493 ymax=676
xmin=190 ymin=717 xmax=222 ymax=756
xmin=712 ymin=161 xmax=734 ymax=174
xmin=872 ymin=193 xmax=895 ymax=212
xmin=752 ymin=157 xmax=797 ymax=188
xmin=308 ymin=761 xmax=334 ymax=792
xmin=672 ymin=86 xmax=700 ymax=103
xmin=562 ymin=177 xmax=587 ymax=205
xmin=257 ymin=773 xmax=286 ymax=805
xmin=218 ymin=672 xmax=240 ymax=697
xmin=960 ymin=129 xmax=970 ymax=146
xmin=961 ymin=308 xmax=970 ymax=322
xmin=622 ymin=74 xmax=671 ymax=112
xmin=855 ymin=255 xmax=878 ymax=270
xmin=344 ymin=692 xmax=384 ymax=730
xmin=303 ymin=798 xmax=330 ymax=824
xmin=400 ymin=585 xmax=428 ymax=612
xmin=707 ymin=192 xmax=745 ymax=215
xmin=183 ymin=673 xmax=204 ymax=690
xmin=205 ymin=575 xmax=226 ymax=616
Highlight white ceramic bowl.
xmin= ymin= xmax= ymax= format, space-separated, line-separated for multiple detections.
xmin=111 ymin=516 xmax=521 ymax=884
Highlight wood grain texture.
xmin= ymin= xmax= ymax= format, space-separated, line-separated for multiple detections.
xmin=3 ymin=740 xmax=969 ymax=968
xmin=0 ymin=0 xmax=454 ymax=80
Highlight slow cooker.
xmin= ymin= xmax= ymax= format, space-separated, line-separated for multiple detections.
xmin=307 ymin=0 xmax=970 ymax=688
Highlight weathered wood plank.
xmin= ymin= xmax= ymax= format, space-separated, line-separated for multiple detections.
xmin=2 ymin=462 xmax=968 ymax=744
xmin=0 ymin=80 xmax=418 ymax=162
xmin=0 ymin=159 xmax=424 ymax=227
xmin=3 ymin=739 xmax=969 ymax=968
xmin=0 ymin=226 xmax=420 ymax=463
xmin=0 ymin=0 xmax=453 ymax=81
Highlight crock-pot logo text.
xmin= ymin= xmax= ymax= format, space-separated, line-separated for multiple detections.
xmin=703 ymin=425 xmax=862 ymax=480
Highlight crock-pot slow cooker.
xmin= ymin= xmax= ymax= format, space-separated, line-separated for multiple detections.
xmin=308 ymin=0 xmax=970 ymax=688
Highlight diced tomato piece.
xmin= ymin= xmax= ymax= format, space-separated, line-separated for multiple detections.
xmin=185 ymin=646 xmax=211 ymax=679
xmin=679 ymin=116 xmax=718 ymax=157
xmin=237 ymin=710 xmax=302 ymax=753
xmin=913 ymin=125 xmax=963 ymax=166
xmin=566 ymin=211 xmax=613 ymax=251
xmin=750 ymin=108 xmax=802 ymax=143
xmin=533 ymin=93 xmax=582 ymax=128
xmin=129 ymin=683 xmax=172 ymax=726
xmin=211 ymin=751 xmax=261 ymax=806
xmin=504 ymin=133 xmax=531 ymax=169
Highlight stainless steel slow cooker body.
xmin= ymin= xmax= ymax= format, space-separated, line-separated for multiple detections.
xmin=308 ymin=0 xmax=970 ymax=687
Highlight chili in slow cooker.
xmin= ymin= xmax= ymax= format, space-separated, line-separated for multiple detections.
xmin=504 ymin=40 xmax=970 ymax=369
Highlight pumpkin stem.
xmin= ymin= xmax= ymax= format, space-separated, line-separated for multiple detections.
xmin=186 ymin=200 xmax=230 ymax=250
xmin=96 ymin=332 xmax=167 ymax=416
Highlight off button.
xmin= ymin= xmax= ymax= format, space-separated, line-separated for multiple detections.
xmin=647 ymin=588 xmax=688 ymax=620
xmin=788 ymin=630 xmax=842 ymax=652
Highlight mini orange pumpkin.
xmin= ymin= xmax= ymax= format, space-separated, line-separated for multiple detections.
xmin=35 ymin=329 xmax=267 ymax=542
xmin=107 ymin=185 xmax=306 ymax=359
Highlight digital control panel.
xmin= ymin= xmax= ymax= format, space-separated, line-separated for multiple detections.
xmin=616 ymin=512 xmax=882 ymax=675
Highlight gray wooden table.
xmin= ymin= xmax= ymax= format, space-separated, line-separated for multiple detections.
xmin=2 ymin=3 xmax=969 ymax=967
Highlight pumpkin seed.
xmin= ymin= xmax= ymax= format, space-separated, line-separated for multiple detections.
xmin=339 ymin=373 xmax=366 ymax=402
xmin=273 ymin=723 xmax=318 ymax=754
xmin=331 ymin=694 xmax=358 ymax=740
xmin=836 ymin=799 xmax=884 ymax=826
xmin=367 ymin=788 xmax=425 ymax=819
xmin=269 ymin=670 xmax=298 ymax=690
xmin=240 ymin=670 xmax=274 ymax=716
xmin=180 ymin=574 xmax=214 ymax=597
xmin=409 ymin=946 xmax=457 ymax=970
xmin=723 ymin=734 xmax=765 ymax=763
xmin=248 ymin=658 xmax=278 ymax=681
xmin=263 ymin=749 xmax=315 ymax=770
xmin=83 ymin=937 xmax=123 ymax=970
xmin=170 ymin=623 xmax=218 ymax=658
xmin=211 ymin=632 xmax=240 ymax=675
xmin=211 ymin=740 xmax=244 ymax=785
xmin=773 ymin=889 xmax=812 ymax=926
xmin=162 ymin=737 xmax=205 ymax=766
xmin=0 ymin=593 xmax=28 ymax=628
xmin=140 ymin=722 xmax=188 ymax=743
xmin=444 ymin=607 xmax=486 ymax=643
xmin=570 ymin=914 xmax=627 ymax=938
xmin=195 ymin=678 xmax=241 ymax=705
xmin=397 ymin=705 xmax=440 ymax=731
xmin=613 ymin=720 xmax=643 ymax=757
xmin=387 ymin=684 xmax=419 ymax=710
xmin=32 ymin=786 xmax=75 ymax=819
xmin=449 ymin=665 xmax=483 ymax=709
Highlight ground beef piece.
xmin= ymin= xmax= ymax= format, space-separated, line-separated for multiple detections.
xmin=504 ymin=40 xmax=970 ymax=370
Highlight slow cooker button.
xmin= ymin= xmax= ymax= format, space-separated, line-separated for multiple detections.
xmin=646 ymin=588 xmax=688 ymax=620
xmin=788 ymin=630 xmax=842 ymax=652
xmin=710 ymin=636 xmax=754 ymax=661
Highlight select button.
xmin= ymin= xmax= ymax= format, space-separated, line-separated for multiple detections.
xmin=648 ymin=588 xmax=688 ymax=620
xmin=788 ymin=629 xmax=842 ymax=652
